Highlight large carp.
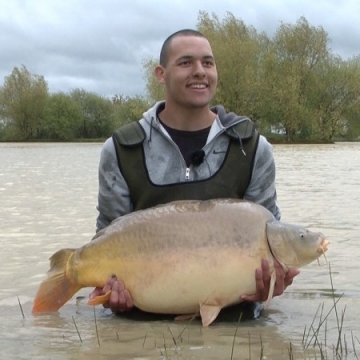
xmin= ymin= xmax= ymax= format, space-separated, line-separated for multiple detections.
xmin=32 ymin=199 xmax=329 ymax=326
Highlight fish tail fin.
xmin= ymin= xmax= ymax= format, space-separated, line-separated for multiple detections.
xmin=32 ymin=249 xmax=81 ymax=314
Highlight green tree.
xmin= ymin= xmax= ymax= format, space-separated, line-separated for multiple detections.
xmin=42 ymin=92 xmax=83 ymax=140
xmin=311 ymin=55 xmax=360 ymax=140
xmin=0 ymin=65 xmax=48 ymax=140
xmin=197 ymin=11 xmax=269 ymax=121
xmin=111 ymin=95 xmax=150 ymax=128
xmin=342 ymin=56 xmax=360 ymax=139
xmin=264 ymin=17 xmax=330 ymax=141
xmin=70 ymin=89 xmax=114 ymax=138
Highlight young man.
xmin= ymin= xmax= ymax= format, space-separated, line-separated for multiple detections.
xmin=90 ymin=29 xmax=299 ymax=315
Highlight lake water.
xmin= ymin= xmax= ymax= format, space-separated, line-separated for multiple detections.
xmin=0 ymin=142 xmax=359 ymax=359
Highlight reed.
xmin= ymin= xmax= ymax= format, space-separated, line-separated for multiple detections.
xmin=93 ymin=306 xmax=100 ymax=347
xmin=72 ymin=315 xmax=82 ymax=343
xmin=299 ymin=262 xmax=360 ymax=359
xmin=230 ymin=312 xmax=242 ymax=360
xmin=17 ymin=296 xmax=25 ymax=320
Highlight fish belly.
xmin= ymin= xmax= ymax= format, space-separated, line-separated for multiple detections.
xmin=127 ymin=249 xmax=267 ymax=314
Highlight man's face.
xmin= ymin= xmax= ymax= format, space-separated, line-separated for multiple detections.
xmin=157 ymin=35 xmax=218 ymax=109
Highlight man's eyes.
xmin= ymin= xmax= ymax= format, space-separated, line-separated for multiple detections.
xmin=179 ymin=61 xmax=214 ymax=66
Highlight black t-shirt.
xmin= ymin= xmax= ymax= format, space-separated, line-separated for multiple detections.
xmin=159 ymin=119 xmax=211 ymax=166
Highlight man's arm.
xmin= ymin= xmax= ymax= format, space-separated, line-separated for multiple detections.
xmin=96 ymin=138 xmax=132 ymax=231
xmin=243 ymin=135 xmax=281 ymax=220
xmin=92 ymin=139 xmax=135 ymax=313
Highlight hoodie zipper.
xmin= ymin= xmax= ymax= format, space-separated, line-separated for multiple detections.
xmin=155 ymin=123 xmax=191 ymax=180
xmin=152 ymin=117 xmax=232 ymax=181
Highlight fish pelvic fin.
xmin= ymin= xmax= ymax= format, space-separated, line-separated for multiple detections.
xmin=32 ymin=248 xmax=81 ymax=314
xmin=264 ymin=270 xmax=276 ymax=309
xmin=174 ymin=313 xmax=199 ymax=322
xmin=200 ymin=303 xmax=222 ymax=327
xmin=87 ymin=290 xmax=111 ymax=306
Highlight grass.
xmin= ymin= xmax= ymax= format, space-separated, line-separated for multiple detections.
xmin=230 ymin=312 xmax=242 ymax=360
xmin=299 ymin=263 xmax=359 ymax=359
xmin=72 ymin=315 xmax=82 ymax=343
xmin=17 ymin=296 xmax=25 ymax=320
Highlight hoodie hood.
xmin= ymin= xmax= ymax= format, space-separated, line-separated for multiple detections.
xmin=142 ymin=101 xmax=253 ymax=134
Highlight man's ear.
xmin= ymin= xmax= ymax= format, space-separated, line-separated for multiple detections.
xmin=155 ymin=65 xmax=165 ymax=84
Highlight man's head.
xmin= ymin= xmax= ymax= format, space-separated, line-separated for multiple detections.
xmin=159 ymin=29 xmax=207 ymax=67
xmin=155 ymin=29 xmax=218 ymax=110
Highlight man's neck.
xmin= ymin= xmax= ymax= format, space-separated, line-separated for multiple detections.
xmin=158 ymin=103 xmax=216 ymax=131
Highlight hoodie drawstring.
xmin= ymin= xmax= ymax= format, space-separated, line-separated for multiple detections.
xmin=148 ymin=116 xmax=154 ymax=148
xmin=232 ymin=127 xmax=247 ymax=156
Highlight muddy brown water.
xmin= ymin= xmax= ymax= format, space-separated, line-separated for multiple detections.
xmin=1 ymin=142 xmax=359 ymax=359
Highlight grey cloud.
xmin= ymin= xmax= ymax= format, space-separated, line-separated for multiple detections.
xmin=1 ymin=0 xmax=359 ymax=98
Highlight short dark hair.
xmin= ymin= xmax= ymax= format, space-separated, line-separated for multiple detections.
xmin=159 ymin=29 xmax=207 ymax=67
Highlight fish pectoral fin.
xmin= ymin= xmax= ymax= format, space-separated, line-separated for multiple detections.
xmin=264 ymin=270 xmax=276 ymax=308
xmin=200 ymin=303 xmax=222 ymax=327
xmin=175 ymin=313 xmax=199 ymax=322
xmin=87 ymin=290 xmax=111 ymax=306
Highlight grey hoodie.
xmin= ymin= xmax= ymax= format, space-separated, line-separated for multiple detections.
xmin=96 ymin=101 xmax=280 ymax=231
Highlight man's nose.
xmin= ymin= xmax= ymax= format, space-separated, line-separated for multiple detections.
xmin=193 ymin=61 xmax=206 ymax=77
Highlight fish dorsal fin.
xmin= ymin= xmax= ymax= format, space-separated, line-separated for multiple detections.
xmin=200 ymin=303 xmax=222 ymax=327
xmin=87 ymin=290 xmax=111 ymax=306
xmin=264 ymin=270 xmax=276 ymax=308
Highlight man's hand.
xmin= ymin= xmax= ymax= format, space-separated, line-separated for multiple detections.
xmin=241 ymin=259 xmax=300 ymax=302
xmin=89 ymin=275 xmax=134 ymax=313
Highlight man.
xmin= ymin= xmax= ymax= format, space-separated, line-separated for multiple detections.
xmin=90 ymin=29 xmax=299 ymax=315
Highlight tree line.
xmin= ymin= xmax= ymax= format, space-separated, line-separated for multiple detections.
xmin=1 ymin=12 xmax=359 ymax=142
xmin=0 ymin=67 xmax=149 ymax=141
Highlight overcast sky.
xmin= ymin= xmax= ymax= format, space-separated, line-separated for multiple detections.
xmin=1 ymin=0 xmax=359 ymax=98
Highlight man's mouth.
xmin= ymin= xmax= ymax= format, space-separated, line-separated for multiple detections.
xmin=188 ymin=84 xmax=208 ymax=89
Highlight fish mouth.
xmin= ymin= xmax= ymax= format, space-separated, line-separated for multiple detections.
xmin=317 ymin=238 xmax=330 ymax=254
